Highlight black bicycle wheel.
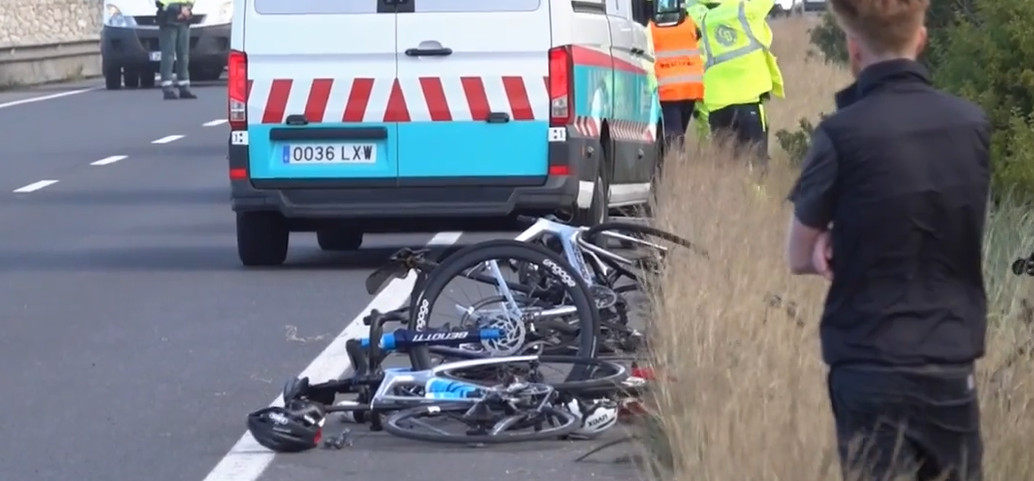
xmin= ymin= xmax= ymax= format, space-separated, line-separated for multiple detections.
xmin=433 ymin=355 xmax=629 ymax=397
xmin=382 ymin=403 xmax=579 ymax=444
xmin=582 ymin=221 xmax=705 ymax=284
xmin=408 ymin=239 xmax=600 ymax=380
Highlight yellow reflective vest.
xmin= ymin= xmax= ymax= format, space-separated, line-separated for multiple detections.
xmin=691 ymin=0 xmax=785 ymax=112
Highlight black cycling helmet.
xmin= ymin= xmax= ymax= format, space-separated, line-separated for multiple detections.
xmin=246 ymin=403 xmax=325 ymax=453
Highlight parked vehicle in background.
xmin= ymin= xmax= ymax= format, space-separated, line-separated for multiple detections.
xmin=227 ymin=0 xmax=664 ymax=267
xmin=101 ymin=0 xmax=232 ymax=90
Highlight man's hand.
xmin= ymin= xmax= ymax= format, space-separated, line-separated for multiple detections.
xmin=178 ymin=5 xmax=192 ymax=20
xmin=811 ymin=230 xmax=833 ymax=281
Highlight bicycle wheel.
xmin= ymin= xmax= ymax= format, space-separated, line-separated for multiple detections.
xmin=433 ymin=355 xmax=629 ymax=397
xmin=408 ymin=239 xmax=600 ymax=380
xmin=382 ymin=403 xmax=580 ymax=445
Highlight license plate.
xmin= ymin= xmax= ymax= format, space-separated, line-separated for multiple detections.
xmin=149 ymin=51 xmax=161 ymax=61
xmin=281 ymin=143 xmax=377 ymax=164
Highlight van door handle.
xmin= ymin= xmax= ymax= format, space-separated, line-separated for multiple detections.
xmin=630 ymin=48 xmax=645 ymax=56
xmin=405 ymin=47 xmax=453 ymax=57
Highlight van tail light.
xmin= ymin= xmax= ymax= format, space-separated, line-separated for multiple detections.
xmin=228 ymin=49 xmax=248 ymax=130
xmin=548 ymin=46 xmax=573 ymax=127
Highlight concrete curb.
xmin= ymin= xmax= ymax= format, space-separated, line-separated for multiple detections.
xmin=0 ymin=39 xmax=101 ymax=88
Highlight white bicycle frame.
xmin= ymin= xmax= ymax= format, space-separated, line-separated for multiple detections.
xmin=368 ymin=354 xmax=552 ymax=409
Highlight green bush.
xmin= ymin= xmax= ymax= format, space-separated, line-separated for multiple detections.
xmin=787 ymin=0 xmax=1034 ymax=198
xmin=932 ymin=0 xmax=1034 ymax=197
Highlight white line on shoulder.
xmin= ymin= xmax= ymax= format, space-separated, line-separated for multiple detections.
xmin=199 ymin=231 xmax=463 ymax=481
xmin=0 ymin=87 xmax=96 ymax=110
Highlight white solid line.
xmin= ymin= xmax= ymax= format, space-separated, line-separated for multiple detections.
xmin=91 ymin=155 xmax=128 ymax=166
xmin=152 ymin=134 xmax=184 ymax=144
xmin=0 ymin=87 xmax=96 ymax=110
xmin=203 ymin=119 xmax=228 ymax=126
xmin=13 ymin=180 xmax=58 ymax=193
xmin=200 ymin=231 xmax=464 ymax=481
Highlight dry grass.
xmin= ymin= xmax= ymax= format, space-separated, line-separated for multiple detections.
xmin=638 ymin=15 xmax=1034 ymax=481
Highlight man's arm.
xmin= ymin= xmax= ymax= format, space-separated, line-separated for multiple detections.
xmin=786 ymin=126 xmax=838 ymax=275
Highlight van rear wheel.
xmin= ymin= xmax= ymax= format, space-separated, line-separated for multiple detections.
xmin=237 ymin=212 xmax=289 ymax=266
xmin=316 ymin=227 xmax=363 ymax=251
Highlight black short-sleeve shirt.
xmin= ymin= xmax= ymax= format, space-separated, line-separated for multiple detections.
xmin=788 ymin=59 xmax=991 ymax=367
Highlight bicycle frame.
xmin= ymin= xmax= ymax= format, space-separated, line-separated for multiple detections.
xmin=367 ymin=354 xmax=552 ymax=409
xmin=513 ymin=216 xmax=665 ymax=288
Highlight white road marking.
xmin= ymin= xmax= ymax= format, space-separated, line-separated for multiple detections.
xmin=91 ymin=155 xmax=128 ymax=166
xmin=0 ymin=87 xmax=96 ymax=110
xmin=13 ymin=180 xmax=58 ymax=193
xmin=200 ymin=231 xmax=463 ymax=481
xmin=152 ymin=134 xmax=184 ymax=144
xmin=204 ymin=119 xmax=228 ymax=126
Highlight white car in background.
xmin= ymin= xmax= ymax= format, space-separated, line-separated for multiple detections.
xmin=771 ymin=0 xmax=825 ymax=16
xmin=100 ymin=0 xmax=232 ymax=90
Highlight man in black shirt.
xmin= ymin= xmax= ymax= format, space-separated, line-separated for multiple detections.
xmin=784 ymin=0 xmax=991 ymax=479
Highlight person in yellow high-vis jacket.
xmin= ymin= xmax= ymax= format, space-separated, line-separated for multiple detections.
xmin=689 ymin=0 xmax=784 ymax=164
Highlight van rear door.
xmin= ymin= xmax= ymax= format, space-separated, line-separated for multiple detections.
xmin=395 ymin=0 xmax=550 ymax=183
xmin=244 ymin=0 xmax=398 ymax=183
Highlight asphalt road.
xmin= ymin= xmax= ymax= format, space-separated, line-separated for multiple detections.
xmin=0 ymin=79 xmax=637 ymax=481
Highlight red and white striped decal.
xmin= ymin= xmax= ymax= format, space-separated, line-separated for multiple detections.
xmin=572 ymin=116 xmax=654 ymax=143
xmin=247 ymin=76 xmax=550 ymax=124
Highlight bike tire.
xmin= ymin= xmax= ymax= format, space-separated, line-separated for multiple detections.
xmin=433 ymin=355 xmax=629 ymax=397
xmin=583 ymin=221 xmax=703 ymax=254
xmin=408 ymin=239 xmax=600 ymax=381
xmin=382 ymin=403 xmax=580 ymax=444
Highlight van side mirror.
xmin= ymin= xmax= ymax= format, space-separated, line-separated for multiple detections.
xmin=653 ymin=0 xmax=685 ymax=26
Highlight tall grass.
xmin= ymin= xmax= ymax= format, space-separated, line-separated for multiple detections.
xmin=639 ymin=15 xmax=1034 ymax=481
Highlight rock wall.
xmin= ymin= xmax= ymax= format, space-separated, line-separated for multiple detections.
xmin=0 ymin=0 xmax=103 ymax=48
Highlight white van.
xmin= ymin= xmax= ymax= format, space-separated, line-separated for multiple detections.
xmin=227 ymin=0 xmax=663 ymax=266
xmin=100 ymin=0 xmax=232 ymax=89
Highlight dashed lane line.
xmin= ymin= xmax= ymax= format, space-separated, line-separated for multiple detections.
xmin=91 ymin=155 xmax=128 ymax=166
xmin=203 ymin=119 xmax=227 ymax=126
xmin=199 ymin=231 xmax=464 ymax=481
xmin=152 ymin=135 xmax=184 ymax=144
xmin=13 ymin=180 xmax=58 ymax=193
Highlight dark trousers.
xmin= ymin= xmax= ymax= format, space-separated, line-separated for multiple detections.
xmin=828 ymin=364 xmax=983 ymax=481
xmin=661 ymin=99 xmax=697 ymax=145
xmin=159 ymin=22 xmax=190 ymax=88
xmin=708 ymin=102 xmax=768 ymax=166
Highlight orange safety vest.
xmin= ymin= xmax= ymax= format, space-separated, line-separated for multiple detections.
xmin=649 ymin=18 xmax=705 ymax=102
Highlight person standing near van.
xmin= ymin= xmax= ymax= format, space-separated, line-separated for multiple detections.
xmin=155 ymin=0 xmax=197 ymax=100
xmin=786 ymin=0 xmax=989 ymax=478
xmin=691 ymin=0 xmax=783 ymax=164
xmin=649 ymin=0 xmax=705 ymax=146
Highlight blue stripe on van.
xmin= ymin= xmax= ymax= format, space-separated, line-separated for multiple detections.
xmin=247 ymin=123 xmax=398 ymax=179
xmin=396 ymin=120 xmax=548 ymax=177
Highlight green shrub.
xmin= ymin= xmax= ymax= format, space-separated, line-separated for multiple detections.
xmin=932 ymin=0 xmax=1034 ymax=197
xmin=807 ymin=12 xmax=846 ymax=66
xmin=792 ymin=0 xmax=1034 ymax=198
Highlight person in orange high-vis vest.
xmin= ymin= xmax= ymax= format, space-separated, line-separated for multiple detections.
xmin=650 ymin=8 xmax=705 ymax=146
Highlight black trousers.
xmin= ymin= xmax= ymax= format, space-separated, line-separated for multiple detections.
xmin=661 ymin=99 xmax=697 ymax=142
xmin=828 ymin=364 xmax=983 ymax=481
xmin=708 ymin=102 xmax=768 ymax=165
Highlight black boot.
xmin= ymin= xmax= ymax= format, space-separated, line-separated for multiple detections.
xmin=163 ymin=87 xmax=178 ymax=100
xmin=178 ymin=87 xmax=197 ymax=99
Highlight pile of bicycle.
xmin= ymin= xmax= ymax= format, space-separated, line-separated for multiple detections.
xmin=246 ymin=215 xmax=704 ymax=451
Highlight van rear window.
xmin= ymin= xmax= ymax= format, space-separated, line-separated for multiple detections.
xmin=414 ymin=0 xmax=541 ymax=12
xmin=254 ymin=0 xmax=377 ymax=14
xmin=253 ymin=0 xmax=540 ymax=15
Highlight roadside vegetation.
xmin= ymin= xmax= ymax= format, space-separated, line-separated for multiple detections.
xmin=636 ymin=13 xmax=1034 ymax=481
